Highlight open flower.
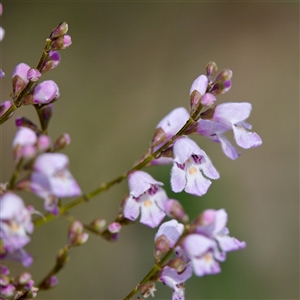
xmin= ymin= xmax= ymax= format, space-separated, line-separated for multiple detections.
xmin=30 ymin=153 xmax=81 ymax=214
xmin=197 ymin=102 xmax=262 ymax=159
xmin=171 ymin=137 xmax=219 ymax=196
xmin=181 ymin=209 xmax=246 ymax=276
xmin=123 ymin=171 xmax=168 ymax=228
xmin=0 ymin=192 xmax=34 ymax=267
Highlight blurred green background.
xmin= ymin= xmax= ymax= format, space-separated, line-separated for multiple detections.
xmin=0 ymin=1 xmax=299 ymax=299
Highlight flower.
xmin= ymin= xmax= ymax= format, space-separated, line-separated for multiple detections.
xmin=171 ymin=137 xmax=219 ymax=196
xmin=0 ymin=192 xmax=34 ymax=267
xmin=30 ymin=153 xmax=81 ymax=214
xmin=123 ymin=171 xmax=168 ymax=228
xmin=180 ymin=209 xmax=246 ymax=276
xmin=197 ymin=102 xmax=262 ymax=159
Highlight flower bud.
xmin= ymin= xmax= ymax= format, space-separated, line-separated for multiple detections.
xmin=215 ymin=68 xmax=233 ymax=81
xmin=41 ymin=51 xmax=61 ymax=74
xmin=37 ymin=134 xmax=51 ymax=152
xmin=108 ymin=222 xmax=121 ymax=234
xmin=51 ymin=35 xmax=72 ymax=50
xmin=166 ymin=257 xmax=187 ymax=273
xmin=164 ymin=199 xmax=189 ymax=223
xmin=50 ymin=22 xmax=68 ymax=39
xmin=0 ymin=284 xmax=15 ymax=297
xmin=90 ymin=218 xmax=106 ymax=232
xmin=12 ymin=63 xmax=31 ymax=96
xmin=68 ymin=220 xmax=83 ymax=246
xmin=15 ymin=116 xmax=38 ymax=131
xmin=201 ymin=92 xmax=217 ymax=107
xmin=53 ymin=133 xmax=71 ymax=151
xmin=206 ymin=61 xmax=218 ymax=81
xmin=27 ymin=68 xmax=41 ymax=82
xmin=33 ymin=80 xmax=60 ymax=104
xmin=15 ymin=272 xmax=32 ymax=285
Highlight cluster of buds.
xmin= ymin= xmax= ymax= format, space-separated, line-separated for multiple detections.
xmin=0 ymin=266 xmax=38 ymax=299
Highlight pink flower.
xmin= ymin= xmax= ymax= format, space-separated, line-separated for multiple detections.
xmin=171 ymin=137 xmax=219 ymax=196
xmin=123 ymin=171 xmax=168 ymax=228
xmin=197 ymin=102 xmax=262 ymax=159
xmin=30 ymin=153 xmax=81 ymax=214
xmin=0 ymin=192 xmax=34 ymax=267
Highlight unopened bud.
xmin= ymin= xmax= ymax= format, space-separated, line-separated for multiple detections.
xmin=33 ymin=80 xmax=60 ymax=104
xmin=215 ymin=68 xmax=233 ymax=82
xmin=51 ymin=35 xmax=72 ymax=50
xmin=151 ymin=127 xmax=166 ymax=149
xmin=90 ymin=218 xmax=106 ymax=232
xmin=41 ymin=51 xmax=61 ymax=74
xmin=108 ymin=222 xmax=121 ymax=234
xmin=15 ymin=116 xmax=38 ymax=131
xmin=200 ymin=92 xmax=217 ymax=107
xmin=164 ymin=199 xmax=189 ymax=223
xmin=15 ymin=272 xmax=32 ymax=285
xmin=12 ymin=63 xmax=30 ymax=96
xmin=37 ymin=135 xmax=51 ymax=152
xmin=0 ymin=284 xmax=15 ymax=297
xmin=68 ymin=220 xmax=83 ymax=245
xmin=50 ymin=22 xmax=68 ymax=39
xmin=206 ymin=61 xmax=218 ymax=81
xmin=53 ymin=133 xmax=71 ymax=151
xmin=27 ymin=68 xmax=41 ymax=82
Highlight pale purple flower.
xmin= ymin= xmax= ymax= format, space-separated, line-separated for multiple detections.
xmin=0 ymin=192 xmax=34 ymax=267
xmin=0 ymin=69 xmax=4 ymax=78
xmin=123 ymin=171 xmax=168 ymax=228
xmin=171 ymin=137 xmax=219 ymax=196
xmin=180 ymin=209 xmax=246 ymax=276
xmin=197 ymin=102 xmax=262 ymax=159
xmin=30 ymin=153 xmax=81 ymax=214
xmin=33 ymin=80 xmax=60 ymax=104
xmin=160 ymin=265 xmax=192 ymax=300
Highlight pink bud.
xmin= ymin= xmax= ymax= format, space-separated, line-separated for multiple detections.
xmin=12 ymin=63 xmax=31 ymax=95
xmin=41 ymin=51 xmax=61 ymax=73
xmin=27 ymin=68 xmax=41 ymax=82
xmin=50 ymin=22 xmax=68 ymax=39
xmin=51 ymin=35 xmax=72 ymax=50
xmin=33 ymin=80 xmax=60 ymax=104
xmin=201 ymin=93 xmax=217 ymax=107
xmin=108 ymin=222 xmax=121 ymax=234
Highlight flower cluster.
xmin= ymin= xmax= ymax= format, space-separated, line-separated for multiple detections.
xmin=0 ymin=14 xmax=262 ymax=300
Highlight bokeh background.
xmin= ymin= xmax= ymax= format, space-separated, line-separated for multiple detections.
xmin=0 ymin=1 xmax=299 ymax=299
